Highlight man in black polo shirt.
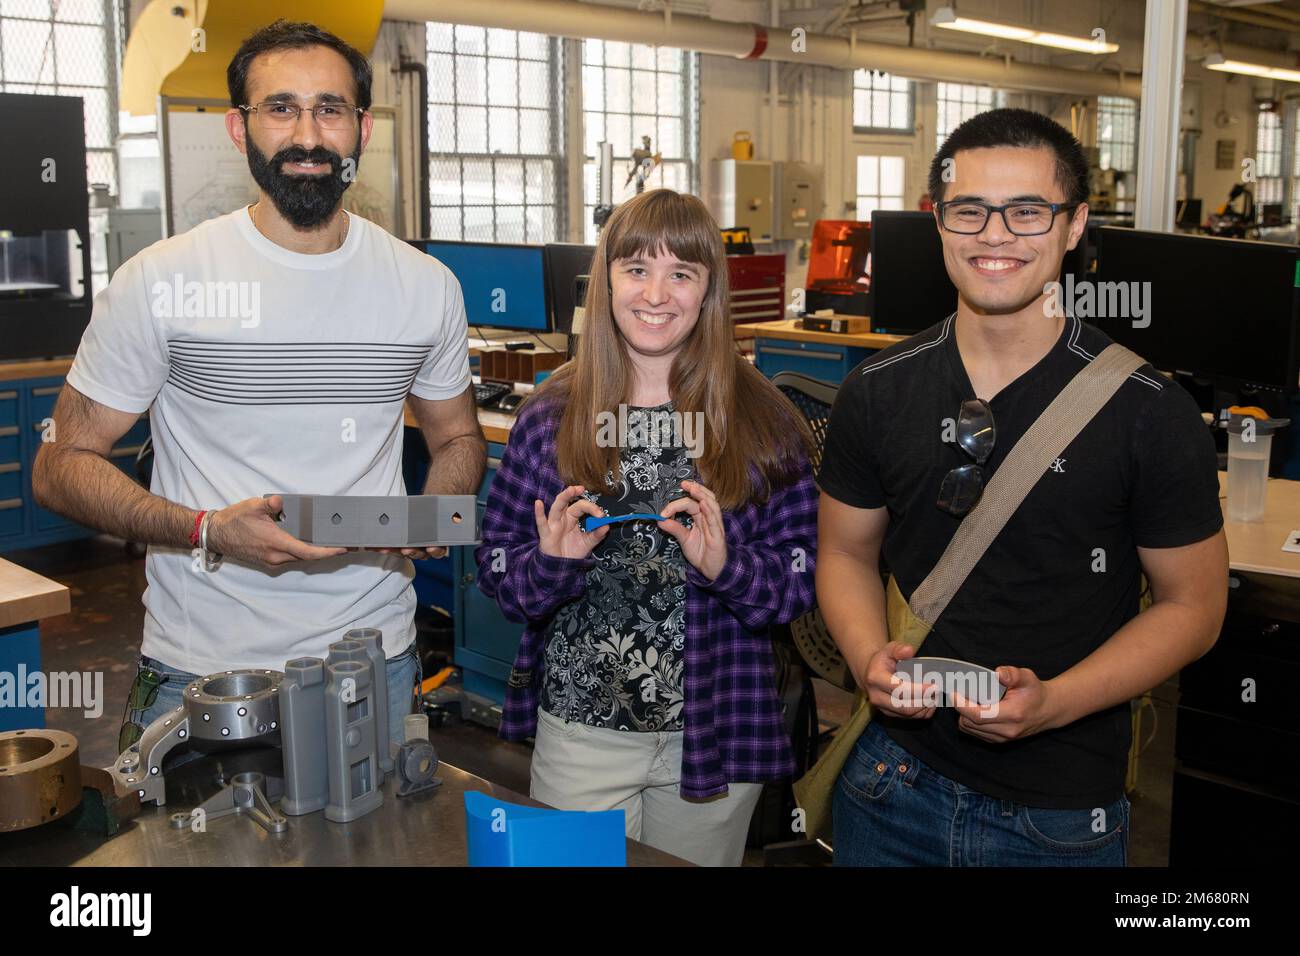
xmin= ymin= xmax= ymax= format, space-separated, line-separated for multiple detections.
xmin=816 ymin=108 xmax=1227 ymax=866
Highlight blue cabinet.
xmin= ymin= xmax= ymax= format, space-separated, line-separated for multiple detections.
xmin=752 ymin=336 xmax=873 ymax=387
xmin=451 ymin=441 xmax=520 ymax=716
xmin=0 ymin=371 xmax=150 ymax=553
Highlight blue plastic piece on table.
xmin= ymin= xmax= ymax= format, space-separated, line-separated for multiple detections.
xmin=464 ymin=790 xmax=626 ymax=866
xmin=579 ymin=512 xmax=667 ymax=532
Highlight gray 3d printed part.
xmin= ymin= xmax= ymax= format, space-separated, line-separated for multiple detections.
xmin=280 ymin=658 xmax=328 ymax=816
xmin=345 ymin=628 xmax=393 ymax=776
xmin=395 ymin=738 xmax=440 ymax=798
xmin=892 ymin=656 xmax=1007 ymax=708
xmin=326 ymin=639 xmax=367 ymax=667
xmin=168 ymin=771 xmax=288 ymax=834
xmin=324 ymin=659 xmax=384 ymax=823
xmin=105 ymin=669 xmax=283 ymax=806
xmin=270 ymin=494 xmax=480 ymax=547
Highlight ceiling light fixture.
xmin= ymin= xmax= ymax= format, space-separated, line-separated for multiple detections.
xmin=931 ymin=6 xmax=1119 ymax=54
xmin=1204 ymin=52 xmax=1300 ymax=84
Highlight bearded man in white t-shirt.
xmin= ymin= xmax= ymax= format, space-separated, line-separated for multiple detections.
xmin=32 ymin=20 xmax=486 ymax=755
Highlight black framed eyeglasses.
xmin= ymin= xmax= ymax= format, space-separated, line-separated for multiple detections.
xmin=936 ymin=200 xmax=1079 ymax=236
xmin=937 ymin=399 xmax=996 ymax=516
xmin=239 ymin=100 xmax=364 ymax=130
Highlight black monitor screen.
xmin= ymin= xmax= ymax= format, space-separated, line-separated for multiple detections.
xmin=869 ymin=211 xmax=956 ymax=335
xmin=410 ymin=240 xmax=550 ymax=332
xmin=1176 ymin=198 xmax=1202 ymax=229
xmin=543 ymin=243 xmax=596 ymax=334
xmin=1093 ymin=227 xmax=1300 ymax=388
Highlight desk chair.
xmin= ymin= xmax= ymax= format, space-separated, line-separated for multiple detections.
xmin=747 ymin=372 xmax=857 ymax=864
xmin=771 ymin=372 xmax=855 ymax=695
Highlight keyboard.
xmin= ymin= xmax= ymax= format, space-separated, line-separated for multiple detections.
xmin=474 ymin=381 xmax=512 ymax=407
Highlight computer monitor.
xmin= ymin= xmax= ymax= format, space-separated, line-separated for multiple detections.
xmin=1093 ymin=227 xmax=1300 ymax=389
xmin=410 ymin=240 xmax=551 ymax=332
xmin=868 ymin=210 xmax=956 ymax=335
xmin=1176 ymin=198 xmax=1202 ymax=230
xmin=542 ymin=243 xmax=596 ymax=334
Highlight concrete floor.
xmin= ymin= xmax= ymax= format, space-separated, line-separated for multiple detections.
xmin=13 ymin=534 xmax=1176 ymax=866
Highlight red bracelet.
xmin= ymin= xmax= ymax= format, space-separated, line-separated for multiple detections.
xmin=189 ymin=510 xmax=206 ymax=548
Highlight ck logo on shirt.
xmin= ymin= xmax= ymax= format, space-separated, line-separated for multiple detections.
xmin=1049 ymin=457 xmax=1067 ymax=474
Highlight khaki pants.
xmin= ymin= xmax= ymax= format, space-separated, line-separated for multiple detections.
xmin=529 ymin=707 xmax=764 ymax=866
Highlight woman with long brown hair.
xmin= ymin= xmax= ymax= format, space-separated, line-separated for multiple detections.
xmin=475 ymin=188 xmax=818 ymax=866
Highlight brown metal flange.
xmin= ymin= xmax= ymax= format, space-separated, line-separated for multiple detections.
xmin=0 ymin=729 xmax=82 ymax=832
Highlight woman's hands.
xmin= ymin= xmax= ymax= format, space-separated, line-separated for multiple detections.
xmin=657 ymin=479 xmax=727 ymax=582
xmin=535 ymin=485 xmax=610 ymax=559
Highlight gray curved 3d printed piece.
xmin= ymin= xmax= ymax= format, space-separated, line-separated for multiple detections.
xmin=270 ymin=494 xmax=480 ymax=547
xmin=345 ymin=628 xmax=393 ymax=775
xmin=280 ymin=658 xmax=328 ymax=816
xmin=105 ymin=668 xmax=283 ymax=806
xmin=324 ymin=660 xmax=383 ymax=823
xmin=168 ymin=771 xmax=288 ymax=834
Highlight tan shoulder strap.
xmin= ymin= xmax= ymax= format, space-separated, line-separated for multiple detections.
xmin=909 ymin=342 xmax=1146 ymax=627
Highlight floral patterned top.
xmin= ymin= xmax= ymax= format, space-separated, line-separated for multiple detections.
xmin=539 ymin=402 xmax=693 ymax=732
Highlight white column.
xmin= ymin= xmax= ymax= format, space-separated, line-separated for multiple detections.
xmin=1135 ymin=0 xmax=1188 ymax=232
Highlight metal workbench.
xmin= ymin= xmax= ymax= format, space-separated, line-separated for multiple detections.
xmin=0 ymin=746 xmax=687 ymax=867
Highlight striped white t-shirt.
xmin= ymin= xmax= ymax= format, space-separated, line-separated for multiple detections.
xmin=67 ymin=206 xmax=471 ymax=674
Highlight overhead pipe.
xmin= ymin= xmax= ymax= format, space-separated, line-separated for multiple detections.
xmin=383 ymin=0 xmax=1143 ymax=99
xmin=1189 ymin=0 xmax=1300 ymax=34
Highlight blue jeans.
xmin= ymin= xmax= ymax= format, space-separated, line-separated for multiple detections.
xmin=833 ymin=720 xmax=1129 ymax=867
xmin=120 ymin=644 xmax=422 ymax=759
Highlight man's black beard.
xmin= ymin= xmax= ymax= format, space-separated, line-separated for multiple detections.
xmin=245 ymin=136 xmax=361 ymax=229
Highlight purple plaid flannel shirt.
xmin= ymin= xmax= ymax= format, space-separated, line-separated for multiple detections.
xmin=475 ymin=395 xmax=819 ymax=798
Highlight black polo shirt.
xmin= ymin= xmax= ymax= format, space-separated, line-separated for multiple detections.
xmin=817 ymin=313 xmax=1223 ymax=808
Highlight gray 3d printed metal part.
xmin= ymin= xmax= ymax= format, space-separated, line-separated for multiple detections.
xmin=344 ymin=628 xmax=393 ymax=776
xmin=324 ymin=659 xmax=384 ymax=823
xmin=105 ymin=669 xmax=283 ymax=806
xmin=270 ymin=494 xmax=480 ymax=548
xmin=168 ymin=771 xmax=288 ymax=834
xmin=326 ymin=639 xmax=367 ymax=668
xmin=395 ymin=738 xmax=440 ymax=798
xmin=280 ymin=658 xmax=328 ymax=816
xmin=892 ymin=656 xmax=1007 ymax=708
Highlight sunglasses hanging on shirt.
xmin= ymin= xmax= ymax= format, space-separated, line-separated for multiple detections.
xmin=937 ymin=398 xmax=996 ymax=517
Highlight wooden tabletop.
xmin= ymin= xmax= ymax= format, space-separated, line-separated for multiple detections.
xmin=0 ymin=358 xmax=75 ymax=381
xmin=0 ymin=557 xmax=71 ymax=629
xmin=403 ymin=380 xmax=533 ymax=446
xmin=1219 ymin=473 xmax=1300 ymax=580
xmin=736 ymin=318 xmax=908 ymax=350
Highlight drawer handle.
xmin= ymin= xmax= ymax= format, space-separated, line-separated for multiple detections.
xmin=0 ymin=390 xmax=17 ymax=400
xmin=0 ymin=497 xmax=22 ymax=511
xmin=111 ymin=444 xmax=144 ymax=459
xmin=758 ymin=346 xmax=841 ymax=361
xmin=731 ymin=286 xmax=782 ymax=297
xmin=0 ymin=425 xmax=18 ymax=437
xmin=32 ymin=386 xmax=63 ymax=397
xmin=0 ymin=462 xmax=20 ymax=474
